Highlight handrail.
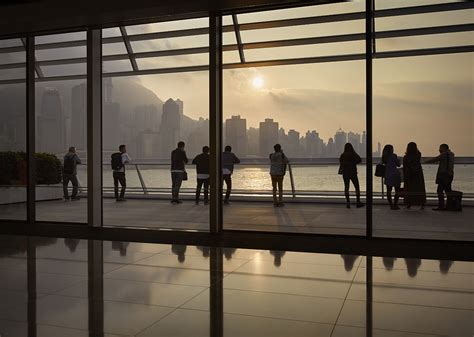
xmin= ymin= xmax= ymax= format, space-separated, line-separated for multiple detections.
xmin=135 ymin=164 xmax=148 ymax=195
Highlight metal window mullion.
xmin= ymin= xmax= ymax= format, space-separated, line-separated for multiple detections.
xmin=210 ymin=247 xmax=223 ymax=337
xmin=27 ymin=238 xmax=37 ymax=337
xmin=87 ymin=29 xmax=103 ymax=227
xmin=119 ymin=26 xmax=139 ymax=71
xmin=366 ymin=0 xmax=374 ymax=238
xmin=232 ymin=14 xmax=245 ymax=63
xmin=22 ymin=37 xmax=43 ymax=78
xmin=209 ymin=13 xmax=223 ymax=234
xmin=26 ymin=36 xmax=36 ymax=225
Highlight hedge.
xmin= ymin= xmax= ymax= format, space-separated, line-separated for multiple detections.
xmin=0 ymin=151 xmax=62 ymax=186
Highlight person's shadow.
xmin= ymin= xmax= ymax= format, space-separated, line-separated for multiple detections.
xmin=112 ymin=241 xmax=129 ymax=256
xmin=172 ymin=244 xmax=187 ymax=263
xmin=439 ymin=260 xmax=454 ymax=274
xmin=270 ymin=250 xmax=286 ymax=267
xmin=341 ymin=255 xmax=359 ymax=272
xmin=405 ymin=258 xmax=422 ymax=277
xmin=382 ymin=257 xmax=397 ymax=271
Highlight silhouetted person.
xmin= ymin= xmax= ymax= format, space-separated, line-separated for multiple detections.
xmin=111 ymin=144 xmax=131 ymax=202
xmin=439 ymin=260 xmax=454 ymax=274
xmin=403 ymin=142 xmax=426 ymax=210
xmin=269 ymin=250 xmax=286 ymax=267
xmin=382 ymin=144 xmax=401 ymax=210
xmin=269 ymin=144 xmax=289 ymax=207
xmin=222 ymin=145 xmax=240 ymax=205
xmin=64 ymin=238 xmax=80 ymax=253
xmin=425 ymin=144 xmax=455 ymax=211
xmin=172 ymin=244 xmax=187 ymax=263
xmin=62 ymin=146 xmax=81 ymax=201
xmin=171 ymin=141 xmax=189 ymax=204
xmin=192 ymin=146 xmax=210 ymax=205
xmin=197 ymin=246 xmax=210 ymax=258
xmin=405 ymin=258 xmax=421 ymax=277
xmin=223 ymin=248 xmax=237 ymax=260
xmin=112 ymin=241 xmax=129 ymax=256
xmin=341 ymin=255 xmax=358 ymax=271
xmin=339 ymin=143 xmax=364 ymax=209
xmin=382 ymin=257 xmax=397 ymax=271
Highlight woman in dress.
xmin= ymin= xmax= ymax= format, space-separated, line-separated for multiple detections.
xmin=403 ymin=142 xmax=426 ymax=209
xmin=339 ymin=143 xmax=364 ymax=208
xmin=382 ymin=144 xmax=401 ymax=210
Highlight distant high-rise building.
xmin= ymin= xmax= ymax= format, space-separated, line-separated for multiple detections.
xmin=135 ymin=104 xmax=159 ymax=133
xmin=278 ymin=128 xmax=289 ymax=152
xmin=287 ymin=129 xmax=301 ymax=157
xmin=103 ymin=102 xmax=120 ymax=151
xmin=334 ymin=128 xmax=347 ymax=156
xmin=305 ymin=130 xmax=323 ymax=158
xmin=176 ymin=99 xmax=184 ymax=115
xmin=71 ymin=83 xmax=86 ymax=151
xmin=225 ymin=115 xmax=247 ymax=157
xmin=103 ymin=77 xmax=113 ymax=104
xmin=38 ymin=87 xmax=65 ymax=154
xmin=186 ymin=117 xmax=209 ymax=158
xmin=348 ymin=132 xmax=361 ymax=153
xmin=247 ymin=127 xmax=259 ymax=157
xmin=259 ymin=118 xmax=278 ymax=156
xmin=327 ymin=137 xmax=335 ymax=157
xmin=160 ymin=98 xmax=181 ymax=157
xmin=137 ymin=130 xmax=159 ymax=159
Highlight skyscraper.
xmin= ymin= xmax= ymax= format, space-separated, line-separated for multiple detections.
xmin=135 ymin=104 xmax=159 ymax=133
xmin=305 ymin=130 xmax=323 ymax=158
xmin=348 ymin=131 xmax=361 ymax=153
xmin=287 ymin=129 xmax=301 ymax=157
xmin=259 ymin=118 xmax=278 ymax=157
xmin=334 ymin=128 xmax=347 ymax=156
xmin=71 ymin=83 xmax=86 ymax=151
xmin=225 ymin=115 xmax=247 ymax=157
xmin=160 ymin=98 xmax=181 ymax=157
xmin=361 ymin=131 xmax=367 ymax=157
xmin=38 ymin=87 xmax=64 ymax=154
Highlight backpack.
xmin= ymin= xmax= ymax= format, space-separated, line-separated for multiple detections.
xmin=63 ymin=156 xmax=75 ymax=175
xmin=111 ymin=152 xmax=123 ymax=170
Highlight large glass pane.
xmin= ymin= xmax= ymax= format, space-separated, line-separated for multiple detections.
xmin=223 ymin=2 xmax=366 ymax=235
xmin=35 ymin=32 xmax=87 ymax=223
xmin=373 ymin=3 xmax=473 ymax=241
xmin=0 ymin=38 xmax=26 ymax=221
xmin=102 ymin=17 xmax=209 ymax=230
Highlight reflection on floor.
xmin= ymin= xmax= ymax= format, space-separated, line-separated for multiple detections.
xmin=0 ymin=236 xmax=472 ymax=337
xmin=2 ymin=199 xmax=473 ymax=240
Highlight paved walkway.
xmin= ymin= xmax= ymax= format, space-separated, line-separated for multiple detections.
xmin=1 ymin=199 xmax=472 ymax=240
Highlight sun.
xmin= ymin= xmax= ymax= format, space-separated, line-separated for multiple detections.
xmin=252 ymin=76 xmax=264 ymax=89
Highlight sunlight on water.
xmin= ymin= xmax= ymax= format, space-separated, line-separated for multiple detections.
xmin=75 ymin=164 xmax=474 ymax=193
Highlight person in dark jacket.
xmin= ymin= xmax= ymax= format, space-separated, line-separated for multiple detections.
xmin=222 ymin=145 xmax=240 ymax=205
xmin=170 ymin=141 xmax=189 ymax=204
xmin=382 ymin=144 xmax=402 ymax=210
xmin=62 ymin=146 xmax=81 ymax=201
xmin=425 ymin=143 xmax=455 ymax=211
xmin=403 ymin=142 xmax=426 ymax=209
xmin=192 ymin=146 xmax=210 ymax=205
xmin=339 ymin=143 xmax=364 ymax=208
xmin=269 ymin=144 xmax=289 ymax=207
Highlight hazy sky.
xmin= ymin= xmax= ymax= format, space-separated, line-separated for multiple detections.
xmin=136 ymin=1 xmax=473 ymax=156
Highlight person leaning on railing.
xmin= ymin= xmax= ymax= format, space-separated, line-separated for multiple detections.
xmin=339 ymin=143 xmax=364 ymax=209
xmin=269 ymin=144 xmax=289 ymax=207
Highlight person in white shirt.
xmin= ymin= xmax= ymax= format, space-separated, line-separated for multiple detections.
xmin=111 ymin=144 xmax=131 ymax=201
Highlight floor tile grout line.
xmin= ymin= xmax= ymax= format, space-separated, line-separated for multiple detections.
xmin=133 ymin=286 xmax=211 ymax=337
xmin=330 ymin=256 xmax=363 ymax=337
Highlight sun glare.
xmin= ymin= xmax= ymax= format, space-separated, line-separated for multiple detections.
xmin=252 ymin=76 xmax=264 ymax=89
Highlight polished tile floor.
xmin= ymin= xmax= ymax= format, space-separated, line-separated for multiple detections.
xmin=0 ymin=236 xmax=472 ymax=337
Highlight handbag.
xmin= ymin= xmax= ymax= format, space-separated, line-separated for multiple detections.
xmin=182 ymin=170 xmax=188 ymax=181
xmin=375 ymin=163 xmax=385 ymax=177
xmin=338 ymin=164 xmax=343 ymax=175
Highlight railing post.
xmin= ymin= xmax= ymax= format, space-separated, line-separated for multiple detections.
xmin=288 ymin=163 xmax=296 ymax=198
xmin=135 ymin=164 xmax=148 ymax=195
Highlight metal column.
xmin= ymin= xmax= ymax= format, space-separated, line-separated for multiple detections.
xmin=88 ymin=240 xmax=104 ymax=337
xmin=27 ymin=238 xmax=37 ymax=337
xmin=209 ymin=13 xmax=223 ymax=233
xmin=87 ymin=29 xmax=103 ymax=227
xmin=26 ymin=36 xmax=36 ymax=224
xmin=210 ymin=247 xmax=224 ymax=337
xmin=366 ymin=0 xmax=374 ymax=238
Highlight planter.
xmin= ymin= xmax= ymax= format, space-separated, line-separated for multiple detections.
xmin=0 ymin=185 xmax=63 ymax=205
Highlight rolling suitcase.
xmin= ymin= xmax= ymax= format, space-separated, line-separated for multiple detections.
xmin=446 ymin=190 xmax=463 ymax=211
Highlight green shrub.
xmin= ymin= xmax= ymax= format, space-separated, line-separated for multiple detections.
xmin=0 ymin=151 xmax=62 ymax=186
